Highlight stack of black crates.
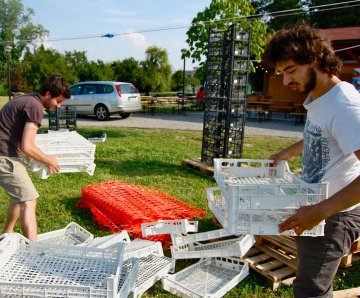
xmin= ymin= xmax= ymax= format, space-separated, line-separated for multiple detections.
xmin=201 ymin=24 xmax=251 ymax=165
xmin=48 ymin=106 xmax=77 ymax=131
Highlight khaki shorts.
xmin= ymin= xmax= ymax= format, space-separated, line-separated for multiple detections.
xmin=0 ymin=156 xmax=39 ymax=202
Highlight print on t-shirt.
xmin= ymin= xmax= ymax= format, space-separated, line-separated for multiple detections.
xmin=302 ymin=120 xmax=330 ymax=183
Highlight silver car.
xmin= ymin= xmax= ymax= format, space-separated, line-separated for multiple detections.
xmin=63 ymin=81 xmax=142 ymax=120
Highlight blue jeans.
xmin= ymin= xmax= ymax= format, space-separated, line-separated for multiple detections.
xmin=294 ymin=206 xmax=360 ymax=298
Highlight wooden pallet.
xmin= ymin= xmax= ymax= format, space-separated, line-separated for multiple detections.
xmin=341 ymin=238 xmax=360 ymax=268
xmin=245 ymin=236 xmax=360 ymax=289
xmin=244 ymin=236 xmax=297 ymax=290
xmin=181 ymin=158 xmax=214 ymax=176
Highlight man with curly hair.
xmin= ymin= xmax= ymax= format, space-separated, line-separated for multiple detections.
xmin=262 ymin=22 xmax=360 ymax=297
xmin=0 ymin=74 xmax=71 ymax=242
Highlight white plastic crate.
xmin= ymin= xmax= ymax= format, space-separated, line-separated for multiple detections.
xmin=37 ymin=222 xmax=94 ymax=245
xmin=207 ymin=187 xmax=325 ymax=236
xmin=121 ymin=254 xmax=174 ymax=298
xmin=162 ymin=257 xmax=249 ymax=298
xmin=141 ymin=219 xmax=198 ymax=237
xmin=118 ymin=257 xmax=139 ymax=298
xmin=88 ymin=132 xmax=107 ymax=143
xmin=170 ymin=233 xmax=254 ymax=259
xmin=214 ymin=159 xmax=328 ymax=210
xmin=80 ymin=231 xmax=131 ymax=248
xmin=124 ymin=239 xmax=164 ymax=260
xmin=171 ymin=228 xmax=232 ymax=245
xmin=30 ymin=157 xmax=96 ymax=179
xmin=24 ymin=131 xmax=97 ymax=179
xmin=0 ymin=234 xmax=127 ymax=298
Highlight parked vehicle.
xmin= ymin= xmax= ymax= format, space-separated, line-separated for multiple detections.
xmin=62 ymin=81 xmax=142 ymax=120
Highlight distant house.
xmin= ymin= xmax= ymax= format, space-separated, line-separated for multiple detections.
xmin=261 ymin=26 xmax=360 ymax=102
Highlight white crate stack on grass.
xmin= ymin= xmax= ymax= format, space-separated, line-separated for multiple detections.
xmin=36 ymin=223 xmax=174 ymax=297
xmin=211 ymin=159 xmax=329 ymax=236
xmin=0 ymin=233 xmax=128 ymax=298
xmin=24 ymin=130 xmax=96 ymax=179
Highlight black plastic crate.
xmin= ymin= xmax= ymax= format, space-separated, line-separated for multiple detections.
xmin=48 ymin=106 xmax=77 ymax=131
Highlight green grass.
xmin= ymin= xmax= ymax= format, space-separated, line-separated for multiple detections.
xmin=0 ymin=96 xmax=8 ymax=109
xmin=0 ymin=126 xmax=358 ymax=297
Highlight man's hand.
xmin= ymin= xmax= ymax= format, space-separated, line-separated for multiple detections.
xmin=279 ymin=205 xmax=325 ymax=235
xmin=269 ymin=140 xmax=304 ymax=167
xmin=46 ymin=155 xmax=60 ymax=174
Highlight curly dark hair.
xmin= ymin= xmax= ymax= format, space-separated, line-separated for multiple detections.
xmin=262 ymin=22 xmax=342 ymax=75
xmin=38 ymin=74 xmax=71 ymax=99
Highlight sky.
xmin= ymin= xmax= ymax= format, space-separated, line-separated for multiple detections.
xmin=22 ymin=0 xmax=212 ymax=71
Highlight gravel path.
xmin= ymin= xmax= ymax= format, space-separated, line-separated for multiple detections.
xmin=43 ymin=112 xmax=304 ymax=139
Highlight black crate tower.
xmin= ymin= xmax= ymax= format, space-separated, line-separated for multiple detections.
xmin=201 ymin=24 xmax=251 ymax=165
xmin=48 ymin=106 xmax=77 ymax=131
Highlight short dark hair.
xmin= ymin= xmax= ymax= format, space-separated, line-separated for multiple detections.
xmin=38 ymin=74 xmax=71 ymax=99
xmin=262 ymin=22 xmax=342 ymax=75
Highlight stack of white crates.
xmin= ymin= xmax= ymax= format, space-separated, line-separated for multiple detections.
xmin=0 ymin=223 xmax=175 ymax=298
xmin=208 ymin=159 xmax=329 ymax=236
xmin=0 ymin=233 xmax=129 ymax=297
xmin=24 ymin=130 xmax=96 ymax=179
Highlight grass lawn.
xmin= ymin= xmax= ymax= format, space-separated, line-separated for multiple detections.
xmin=0 ymin=96 xmax=9 ymax=109
xmin=0 ymin=124 xmax=358 ymax=297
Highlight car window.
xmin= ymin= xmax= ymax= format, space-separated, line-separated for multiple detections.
xmin=70 ymin=85 xmax=83 ymax=96
xmin=120 ymin=83 xmax=138 ymax=94
xmin=83 ymin=84 xmax=97 ymax=95
xmin=97 ymin=84 xmax=113 ymax=94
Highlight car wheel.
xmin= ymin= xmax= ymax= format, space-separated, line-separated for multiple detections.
xmin=95 ymin=105 xmax=109 ymax=120
xmin=120 ymin=113 xmax=131 ymax=119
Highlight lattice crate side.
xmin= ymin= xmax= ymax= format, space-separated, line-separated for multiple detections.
xmin=130 ymin=254 xmax=174 ymax=298
xmin=162 ymin=257 xmax=249 ymax=298
xmin=124 ymin=239 xmax=164 ymax=260
xmin=141 ymin=219 xmax=198 ymax=237
xmin=38 ymin=222 xmax=94 ymax=245
xmin=31 ymin=161 xmax=96 ymax=180
xmin=207 ymin=187 xmax=325 ymax=237
xmin=79 ymin=230 xmax=131 ymax=249
xmin=171 ymin=227 xmax=232 ymax=247
xmin=39 ymin=145 xmax=96 ymax=158
xmin=30 ymin=155 xmax=95 ymax=171
xmin=118 ymin=257 xmax=139 ymax=298
xmin=170 ymin=235 xmax=255 ymax=260
xmin=213 ymin=159 xmax=289 ymax=180
xmin=0 ymin=241 xmax=126 ymax=298
xmin=222 ymin=178 xmax=328 ymax=211
xmin=0 ymin=234 xmax=29 ymax=267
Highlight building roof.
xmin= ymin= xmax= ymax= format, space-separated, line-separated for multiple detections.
xmin=320 ymin=27 xmax=360 ymax=41
xmin=320 ymin=27 xmax=360 ymax=66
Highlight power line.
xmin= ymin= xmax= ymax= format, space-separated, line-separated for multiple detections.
xmin=1 ymin=0 xmax=360 ymax=46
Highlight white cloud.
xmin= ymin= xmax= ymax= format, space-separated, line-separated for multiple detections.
xmin=121 ymin=30 xmax=150 ymax=52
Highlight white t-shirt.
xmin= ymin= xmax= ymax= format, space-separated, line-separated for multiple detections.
xmin=302 ymin=81 xmax=360 ymax=211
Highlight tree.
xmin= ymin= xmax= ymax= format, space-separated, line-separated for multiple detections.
xmin=0 ymin=0 xmax=48 ymax=70
xmin=308 ymin=0 xmax=360 ymax=28
xmin=140 ymin=46 xmax=172 ymax=93
xmin=20 ymin=46 xmax=77 ymax=91
xmin=111 ymin=58 xmax=142 ymax=89
xmin=264 ymin=0 xmax=306 ymax=30
xmin=186 ymin=0 xmax=268 ymax=68
xmin=170 ymin=70 xmax=184 ymax=91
